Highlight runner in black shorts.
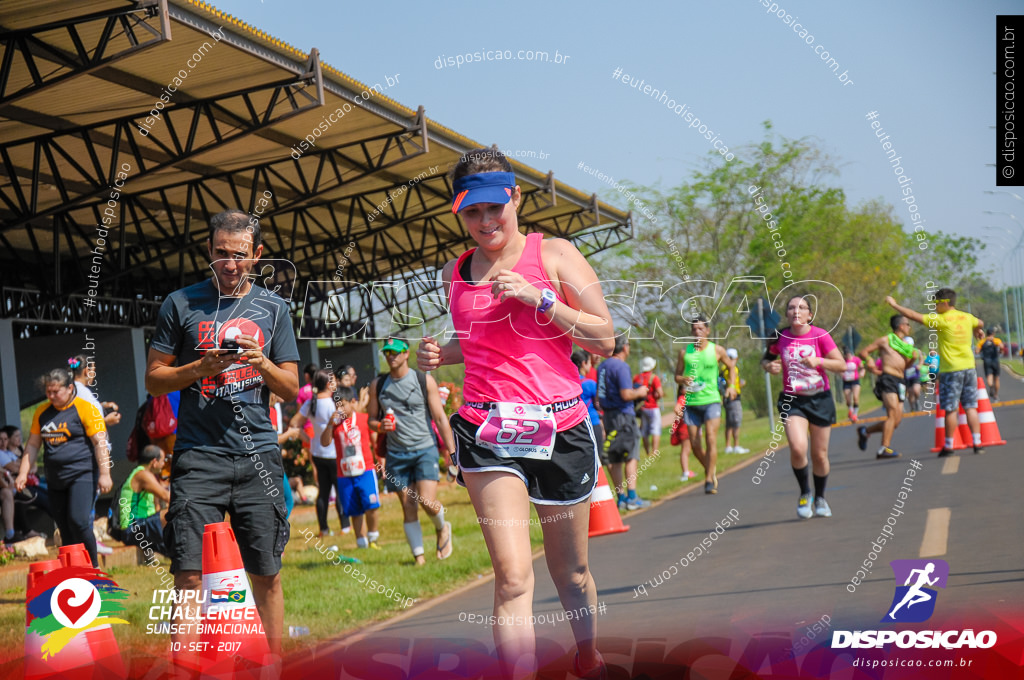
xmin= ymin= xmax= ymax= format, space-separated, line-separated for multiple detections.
xmin=979 ymin=329 xmax=1002 ymax=402
xmin=857 ymin=315 xmax=915 ymax=459
xmin=417 ymin=149 xmax=614 ymax=679
xmin=145 ymin=209 xmax=299 ymax=663
xmin=761 ymin=295 xmax=846 ymax=520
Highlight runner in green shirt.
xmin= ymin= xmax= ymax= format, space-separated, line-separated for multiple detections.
xmin=674 ymin=315 xmax=737 ymax=495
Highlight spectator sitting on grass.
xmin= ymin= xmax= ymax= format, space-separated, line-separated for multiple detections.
xmin=120 ymin=444 xmax=170 ymax=555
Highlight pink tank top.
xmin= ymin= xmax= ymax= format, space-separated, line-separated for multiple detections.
xmin=451 ymin=233 xmax=586 ymax=430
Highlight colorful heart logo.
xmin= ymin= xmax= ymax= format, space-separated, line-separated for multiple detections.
xmin=56 ymin=587 xmax=95 ymax=625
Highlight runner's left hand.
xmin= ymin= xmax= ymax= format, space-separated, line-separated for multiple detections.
xmin=97 ymin=472 xmax=113 ymax=494
xmin=236 ymin=334 xmax=269 ymax=370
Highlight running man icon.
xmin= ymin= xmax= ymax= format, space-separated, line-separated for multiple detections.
xmin=884 ymin=559 xmax=949 ymax=623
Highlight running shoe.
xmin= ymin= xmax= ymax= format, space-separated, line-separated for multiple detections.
xmin=734 ymin=446 xmax=750 ymax=454
xmin=857 ymin=426 xmax=868 ymax=451
xmin=796 ymin=493 xmax=813 ymax=519
xmin=573 ymin=651 xmax=609 ymax=680
xmin=813 ymin=497 xmax=832 ymax=518
xmin=876 ymin=447 xmax=901 ymax=459
xmin=96 ymin=540 xmax=113 ymax=555
xmin=680 ymin=471 xmax=697 ymax=482
xmin=369 ymin=541 xmax=381 ymax=550
xmin=625 ymin=497 xmax=651 ymax=510
xmin=849 ymin=411 xmax=858 ymax=423
xmin=974 ymin=445 xmax=985 ymax=455
xmin=617 ymin=496 xmax=627 ymax=511
xmin=725 ymin=446 xmax=735 ymax=454
xmin=704 ymin=479 xmax=718 ymax=495
xmin=937 ymin=447 xmax=955 ymax=458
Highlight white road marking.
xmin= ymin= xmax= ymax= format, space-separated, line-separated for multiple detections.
xmin=920 ymin=507 xmax=951 ymax=558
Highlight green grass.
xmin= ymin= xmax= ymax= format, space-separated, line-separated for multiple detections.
xmin=0 ymin=393 xmax=884 ymax=658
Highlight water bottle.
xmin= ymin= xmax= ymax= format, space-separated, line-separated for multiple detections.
xmin=384 ymin=408 xmax=396 ymax=431
xmin=288 ymin=625 xmax=310 ymax=638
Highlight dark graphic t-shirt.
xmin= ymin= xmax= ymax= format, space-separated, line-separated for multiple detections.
xmin=150 ymin=280 xmax=300 ymax=455
xmin=31 ymin=396 xmax=105 ymax=488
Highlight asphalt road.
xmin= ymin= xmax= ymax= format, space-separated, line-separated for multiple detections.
xmin=291 ymin=367 xmax=1024 ymax=678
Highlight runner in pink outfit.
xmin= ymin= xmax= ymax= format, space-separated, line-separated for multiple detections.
xmin=417 ymin=148 xmax=614 ymax=680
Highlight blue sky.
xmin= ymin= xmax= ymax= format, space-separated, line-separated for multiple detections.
xmin=211 ymin=0 xmax=1023 ymax=286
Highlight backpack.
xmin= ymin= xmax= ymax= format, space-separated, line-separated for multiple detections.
xmin=106 ymin=473 xmax=133 ymax=543
xmin=981 ymin=339 xmax=1000 ymax=362
xmin=125 ymin=400 xmax=152 ymax=463
xmin=374 ymin=370 xmax=433 ymax=457
xmin=145 ymin=394 xmax=177 ymax=439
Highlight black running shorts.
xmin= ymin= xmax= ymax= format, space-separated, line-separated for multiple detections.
xmin=777 ymin=390 xmax=836 ymax=428
xmin=450 ymin=413 xmax=599 ymax=505
xmin=873 ymin=373 xmax=905 ymax=402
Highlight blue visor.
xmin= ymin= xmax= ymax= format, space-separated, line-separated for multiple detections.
xmin=451 ymin=171 xmax=516 ymax=213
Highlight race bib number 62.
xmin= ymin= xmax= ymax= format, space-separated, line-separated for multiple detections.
xmin=475 ymin=402 xmax=557 ymax=460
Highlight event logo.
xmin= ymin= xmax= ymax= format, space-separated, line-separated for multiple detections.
xmin=833 ymin=559 xmax=997 ymax=650
xmin=26 ymin=565 xmax=129 ymax=658
xmin=884 ymin=559 xmax=948 ymax=623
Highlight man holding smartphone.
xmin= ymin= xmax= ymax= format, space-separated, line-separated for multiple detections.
xmin=145 ymin=209 xmax=299 ymax=665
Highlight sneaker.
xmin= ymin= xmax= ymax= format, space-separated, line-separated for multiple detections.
xmin=573 ymin=651 xmax=608 ymax=680
xmin=857 ymin=427 xmax=868 ymax=451
xmin=625 ymin=497 xmax=651 ymax=510
xmin=617 ymin=496 xmax=628 ymax=510
xmin=876 ymin=447 xmax=901 ymax=459
xmin=974 ymin=445 xmax=985 ymax=455
xmin=369 ymin=541 xmax=381 ymax=550
xmin=725 ymin=446 xmax=735 ymax=454
xmin=796 ymin=493 xmax=813 ymax=519
xmin=680 ymin=474 xmax=692 ymax=483
xmin=937 ymin=447 xmax=955 ymax=458
xmin=318 ymin=530 xmax=334 ymax=538
xmin=813 ymin=497 xmax=832 ymax=518
xmin=734 ymin=446 xmax=750 ymax=454
xmin=341 ymin=526 xmax=352 ymax=534
xmin=849 ymin=411 xmax=858 ymax=423
xmin=96 ymin=541 xmax=113 ymax=555
xmin=703 ymin=480 xmax=718 ymax=495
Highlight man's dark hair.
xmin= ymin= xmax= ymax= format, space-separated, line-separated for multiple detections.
xmin=689 ymin=313 xmax=709 ymax=328
xmin=1 ymin=425 xmax=18 ymax=438
xmin=986 ymin=328 xmax=995 ymax=336
xmin=613 ymin=335 xmax=629 ymax=355
xmin=139 ymin=444 xmax=163 ymax=465
xmin=209 ymin=209 xmax=261 ymax=252
xmin=335 ymin=385 xmax=356 ymax=401
xmin=889 ymin=314 xmax=905 ymax=332
xmin=936 ymin=287 xmax=957 ymax=307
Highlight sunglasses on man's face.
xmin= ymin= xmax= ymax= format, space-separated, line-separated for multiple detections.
xmin=383 ymin=350 xmax=403 ymax=357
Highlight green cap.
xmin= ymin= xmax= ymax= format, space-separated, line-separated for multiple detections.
xmin=381 ymin=337 xmax=409 ymax=353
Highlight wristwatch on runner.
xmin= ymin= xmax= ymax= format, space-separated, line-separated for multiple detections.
xmin=536 ymin=288 xmax=557 ymax=314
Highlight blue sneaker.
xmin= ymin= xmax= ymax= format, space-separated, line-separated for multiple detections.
xmin=796 ymin=493 xmax=813 ymax=519
xmin=814 ymin=497 xmax=832 ymax=518
xmin=617 ymin=495 xmax=627 ymax=510
xmin=625 ymin=497 xmax=651 ymax=511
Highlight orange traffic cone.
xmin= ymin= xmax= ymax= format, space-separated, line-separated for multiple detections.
xmin=588 ymin=467 xmax=630 ymax=537
xmin=973 ymin=377 xmax=1006 ymax=447
xmin=930 ymin=407 xmax=968 ymax=453
xmin=200 ymin=522 xmax=272 ymax=678
xmin=24 ymin=558 xmax=91 ymax=680
xmin=57 ymin=543 xmax=126 ymax=679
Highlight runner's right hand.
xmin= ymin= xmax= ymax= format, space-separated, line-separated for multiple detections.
xmin=417 ymin=336 xmax=443 ymax=370
xmin=763 ymin=359 xmax=782 ymax=375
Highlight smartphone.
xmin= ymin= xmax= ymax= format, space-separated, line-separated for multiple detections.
xmin=221 ymin=338 xmax=244 ymax=354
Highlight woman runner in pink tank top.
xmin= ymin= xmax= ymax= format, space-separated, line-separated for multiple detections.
xmin=417 ymin=148 xmax=614 ymax=680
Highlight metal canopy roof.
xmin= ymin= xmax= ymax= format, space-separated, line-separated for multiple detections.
xmin=0 ymin=0 xmax=632 ymax=339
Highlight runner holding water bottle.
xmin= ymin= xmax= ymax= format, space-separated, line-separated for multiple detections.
xmin=417 ymin=148 xmax=615 ymax=680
